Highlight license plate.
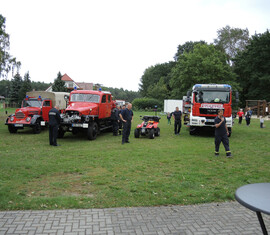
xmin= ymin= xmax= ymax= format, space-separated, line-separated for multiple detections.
xmin=206 ymin=119 xmax=214 ymax=122
xmin=72 ymin=123 xmax=82 ymax=127
xmin=14 ymin=124 xmax=23 ymax=127
xmin=41 ymin=121 xmax=46 ymax=126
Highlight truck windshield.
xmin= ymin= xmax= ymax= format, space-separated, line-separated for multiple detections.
xmin=70 ymin=94 xmax=100 ymax=103
xmin=22 ymin=99 xmax=42 ymax=107
xmin=195 ymin=90 xmax=230 ymax=103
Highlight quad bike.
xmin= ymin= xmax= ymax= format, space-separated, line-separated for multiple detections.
xmin=134 ymin=115 xmax=161 ymax=139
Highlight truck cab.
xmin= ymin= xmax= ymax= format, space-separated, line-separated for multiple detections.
xmin=187 ymin=84 xmax=238 ymax=136
xmin=59 ymin=89 xmax=115 ymax=140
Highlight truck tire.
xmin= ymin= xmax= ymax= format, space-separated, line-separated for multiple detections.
xmin=189 ymin=126 xmax=197 ymax=135
xmin=228 ymin=127 xmax=232 ymax=137
xmin=8 ymin=125 xmax=18 ymax=133
xmin=155 ymin=127 xmax=160 ymax=136
xmin=149 ymin=129 xmax=155 ymax=139
xmin=33 ymin=120 xmax=41 ymax=134
xmin=134 ymin=128 xmax=140 ymax=138
xmin=87 ymin=122 xmax=98 ymax=140
xmin=58 ymin=127 xmax=65 ymax=138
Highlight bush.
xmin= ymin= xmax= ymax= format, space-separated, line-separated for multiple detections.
xmin=132 ymin=98 xmax=163 ymax=111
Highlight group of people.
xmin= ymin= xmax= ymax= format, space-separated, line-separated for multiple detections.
xmin=237 ymin=108 xmax=253 ymax=126
xmin=111 ymin=103 xmax=133 ymax=144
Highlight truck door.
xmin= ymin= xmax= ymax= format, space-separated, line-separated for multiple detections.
xmin=106 ymin=95 xmax=112 ymax=118
xmin=42 ymin=100 xmax=52 ymax=122
xmin=99 ymin=94 xmax=107 ymax=119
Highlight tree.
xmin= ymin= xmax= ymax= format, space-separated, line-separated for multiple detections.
xmin=233 ymin=30 xmax=270 ymax=103
xmin=174 ymin=41 xmax=206 ymax=61
xmin=52 ymin=72 xmax=66 ymax=92
xmin=139 ymin=62 xmax=175 ymax=97
xmin=0 ymin=14 xmax=21 ymax=78
xmin=9 ymin=73 xmax=23 ymax=104
xmin=18 ymin=72 xmax=32 ymax=103
xmin=214 ymin=25 xmax=249 ymax=64
xmin=170 ymin=44 xmax=238 ymax=98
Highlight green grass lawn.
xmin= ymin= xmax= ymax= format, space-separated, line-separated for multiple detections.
xmin=0 ymin=108 xmax=269 ymax=210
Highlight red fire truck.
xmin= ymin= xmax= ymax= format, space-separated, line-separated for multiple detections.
xmin=5 ymin=91 xmax=68 ymax=134
xmin=186 ymin=84 xmax=238 ymax=136
xmin=58 ymin=88 xmax=115 ymax=140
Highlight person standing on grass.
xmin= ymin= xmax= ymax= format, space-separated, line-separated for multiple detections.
xmin=112 ymin=105 xmax=120 ymax=136
xmin=167 ymin=112 xmax=172 ymax=125
xmin=49 ymin=105 xmax=61 ymax=146
xmin=172 ymin=107 xmax=182 ymax=135
xmin=119 ymin=103 xmax=133 ymax=144
xmin=260 ymin=116 xmax=264 ymax=128
xmin=214 ymin=109 xmax=232 ymax=157
xmin=245 ymin=107 xmax=252 ymax=126
xmin=237 ymin=108 xmax=244 ymax=124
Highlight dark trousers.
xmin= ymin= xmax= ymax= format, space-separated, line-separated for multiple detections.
xmin=112 ymin=120 xmax=119 ymax=135
xmin=260 ymin=122 xmax=263 ymax=128
xmin=215 ymin=133 xmax=230 ymax=153
xmin=49 ymin=125 xmax=58 ymax=146
xmin=174 ymin=120 xmax=181 ymax=134
xmin=246 ymin=118 xmax=251 ymax=126
xmin=239 ymin=116 xmax=242 ymax=124
xmin=122 ymin=121 xmax=131 ymax=143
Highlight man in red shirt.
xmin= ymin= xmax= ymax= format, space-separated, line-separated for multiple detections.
xmin=237 ymin=109 xmax=244 ymax=124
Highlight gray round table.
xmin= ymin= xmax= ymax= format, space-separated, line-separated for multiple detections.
xmin=235 ymin=183 xmax=270 ymax=235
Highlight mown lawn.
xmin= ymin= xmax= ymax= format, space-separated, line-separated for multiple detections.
xmin=0 ymin=108 xmax=269 ymax=210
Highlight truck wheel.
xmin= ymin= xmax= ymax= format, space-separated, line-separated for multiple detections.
xmin=87 ymin=122 xmax=98 ymax=140
xmin=58 ymin=127 xmax=65 ymax=138
xmin=8 ymin=125 xmax=17 ymax=133
xmin=33 ymin=120 xmax=41 ymax=134
xmin=228 ymin=127 xmax=232 ymax=137
xmin=155 ymin=127 xmax=160 ymax=136
xmin=149 ymin=129 xmax=155 ymax=139
xmin=189 ymin=126 xmax=197 ymax=135
xmin=134 ymin=128 xmax=140 ymax=138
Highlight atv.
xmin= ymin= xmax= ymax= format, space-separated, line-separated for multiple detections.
xmin=134 ymin=115 xmax=161 ymax=139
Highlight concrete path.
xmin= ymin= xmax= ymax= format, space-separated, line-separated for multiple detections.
xmin=0 ymin=202 xmax=269 ymax=235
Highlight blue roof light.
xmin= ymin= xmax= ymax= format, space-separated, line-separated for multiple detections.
xmin=74 ymin=86 xmax=77 ymax=90
xmin=99 ymin=88 xmax=102 ymax=91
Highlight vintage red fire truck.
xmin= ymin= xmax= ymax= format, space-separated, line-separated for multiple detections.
xmin=58 ymin=88 xmax=115 ymax=140
xmin=5 ymin=91 xmax=68 ymax=134
xmin=186 ymin=84 xmax=239 ymax=136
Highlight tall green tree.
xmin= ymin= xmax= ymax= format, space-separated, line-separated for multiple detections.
xmin=234 ymin=30 xmax=270 ymax=103
xmin=0 ymin=14 xmax=21 ymax=78
xmin=214 ymin=25 xmax=249 ymax=64
xmin=9 ymin=73 xmax=23 ymax=104
xmin=174 ymin=41 xmax=206 ymax=61
xmin=139 ymin=62 xmax=175 ymax=97
xmin=52 ymin=72 xmax=66 ymax=92
xmin=170 ymin=43 xmax=238 ymax=98
xmin=18 ymin=72 xmax=32 ymax=103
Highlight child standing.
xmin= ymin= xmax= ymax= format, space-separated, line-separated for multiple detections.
xmin=167 ymin=112 xmax=171 ymax=125
xmin=260 ymin=116 xmax=264 ymax=128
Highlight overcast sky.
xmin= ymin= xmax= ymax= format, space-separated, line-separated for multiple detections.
xmin=1 ymin=0 xmax=270 ymax=91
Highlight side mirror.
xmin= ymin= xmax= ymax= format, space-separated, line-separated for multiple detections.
xmin=187 ymin=91 xmax=191 ymax=98
xmin=235 ymin=91 xmax=239 ymax=103
xmin=64 ymin=95 xmax=69 ymax=101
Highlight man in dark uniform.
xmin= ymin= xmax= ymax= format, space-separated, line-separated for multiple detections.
xmin=112 ymin=105 xmax=120 ymax=136
xmin=119 ymin=103 xmax=133 ymax=144
xmin=214 ymin=109 xmax=231 ymax=157
xmin=118 ymin=104 xmax=126 ymax=135
xmin=172 ymin=106 xmax=182 ymax=135
xmin=49 ymin=105 xmax=61 ymax=146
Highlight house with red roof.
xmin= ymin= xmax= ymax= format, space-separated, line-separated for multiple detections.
xmin=46 ymin=74 xmax=93 ymax=92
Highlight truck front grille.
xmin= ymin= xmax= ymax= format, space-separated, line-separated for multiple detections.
xmin=200 ymin=108 xmax=219 ymax=115
xmin=29 ymin=111 xmax=39 ymax=115
xmin=15 ymin=112 xmax=25 ymax=119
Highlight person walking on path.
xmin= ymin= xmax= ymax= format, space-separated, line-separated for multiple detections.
xmin=245 ymin=107 xmax=252 ymax=126
xmin=119 ymin=103 xmax=133 ymax=144
xmin=214 ymin=109 xmax=231 ymax=157
xmin=167 ymin=112 xmax=171 ymax=125
xmin=49 ymin=105 xmax=61 ymax=146
xmin=237 ymin=108 xmax=244 ymax=124
xmin=172 ymin=107 xmax=182 ymax=135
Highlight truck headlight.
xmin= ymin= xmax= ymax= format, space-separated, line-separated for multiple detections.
xmin=26 ymin=117 xmax=31 ymax=122
xmin=10 ymin=117 xmax=14 ymax=122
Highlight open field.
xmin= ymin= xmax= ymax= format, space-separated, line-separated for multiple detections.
xmin=0 ymin=108 xmax=269 ymax=210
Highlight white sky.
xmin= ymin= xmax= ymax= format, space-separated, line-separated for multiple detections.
xmin=1 ymin=0 xmax=270 ymax=91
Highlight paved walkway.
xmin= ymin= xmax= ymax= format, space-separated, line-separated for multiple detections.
xmin=0 ymin=202 xmax=269 ymax=235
